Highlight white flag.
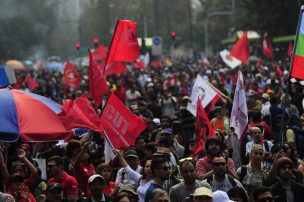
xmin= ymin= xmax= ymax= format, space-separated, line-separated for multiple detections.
xmin=104 ymin=141 xmax=116 ymax=164
xmin=187 ymin=74 xmax=218 ymax=116
xmin=220 ymin=49 xmax=242 ymax=69
xmin=230 ymin=71 xmax=248 ymax=139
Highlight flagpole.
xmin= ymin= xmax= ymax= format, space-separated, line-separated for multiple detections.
xmin=103 ymin=130 xmax=115 ymax=150
xmin=103 ymin=20 xmax=120 ymax=75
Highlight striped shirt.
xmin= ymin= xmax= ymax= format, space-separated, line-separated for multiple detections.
xmin=196 ymin=155 xmax=236 ymax=178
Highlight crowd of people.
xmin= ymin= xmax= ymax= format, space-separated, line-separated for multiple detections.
xmin=1 ymin=54 xmax=304 ymax=202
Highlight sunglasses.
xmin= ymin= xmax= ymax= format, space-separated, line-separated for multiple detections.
xmin=213 ymin=162 xmax=226 ymax=167
xmin=259 ymin=197 xmax=274 ymax=202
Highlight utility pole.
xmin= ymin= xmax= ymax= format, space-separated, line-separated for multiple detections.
xmin=187 ymin=0 xmax=194 ymax=47
xmin=143 ymin=0 xmax=148 ymax=38
xmin=154 ymin=0 xmax=160 ymax=35
xmin=205 ymin=11 xmax=233 ymax=55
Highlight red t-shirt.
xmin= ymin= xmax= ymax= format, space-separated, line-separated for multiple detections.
xmin=103 ymin=181 xmax=118 ymax=196
xmin=7 ymin=190 xmax=36 ymax=202
xmin=73 ymin=163 xmax=95 ymax=195
xmin=48 ymin=172 xmax=78 ymax=198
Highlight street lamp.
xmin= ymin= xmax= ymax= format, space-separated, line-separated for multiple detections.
xmin=204 ymin=11 xmax=233 ymax=55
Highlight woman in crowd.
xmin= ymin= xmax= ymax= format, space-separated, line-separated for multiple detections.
xmin=96 ymin=163 xmax=118 ymax=196
xmin=115 ymin=150 xmax=153 ymax=202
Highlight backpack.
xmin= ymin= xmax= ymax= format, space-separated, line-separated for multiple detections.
xmin=239 ymin=166 xmax=247 ymax=183
xmin=206 ymin=174 xmax=237 ymax=187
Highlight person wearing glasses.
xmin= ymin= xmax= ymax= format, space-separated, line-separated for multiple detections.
xmin=202 ymin=156 xmax=244 ymax=192
xmin=47 ymin=156 xmax=78 ymax=202
xmin=271 ymin=157 xmax=304 ymax=202
xmin=169 ymin=158 xmax=210 ymax=202
xmin=196 ymin=137 xmax=236 ymax=180
xmin=144 ymin=158 xmax=170 ymax=202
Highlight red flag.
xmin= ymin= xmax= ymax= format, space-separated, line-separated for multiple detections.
xmin=89 ymin=50 xmax=109 ymax=107
xmin=287 ymin=41 xmax=293 ymax=57
xmin=100 ymin=93 xmax=147 ymax=149
xmin=23 ymin=76 xmax=38 ymax=91
xmin=194 ymin=98 xmax=216 ymax=155
xmin=262 ymin=35 xmax=273 ymax=57
xmin=133 ymin=60 xmax=145 ymax=70
xmin=104 ymin=20 xmax=140 ymax=74
xmin=230 ymin=31 xmax=250 ymax=64
xmin=59 ymin=96 xmax=104 ymax=133
xmin=92 ymin=45 xmax=107 ymax=61
xmin=104 ymin=62 xmax=127 ymax=76
xmin=274 ymin=62 xmax=283 ymax=80
xmin=62 ymin=63 xmax=81 ymax=89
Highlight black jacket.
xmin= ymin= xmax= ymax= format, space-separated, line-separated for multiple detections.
xmin=271 ymin=180 xmax=304 ymax=202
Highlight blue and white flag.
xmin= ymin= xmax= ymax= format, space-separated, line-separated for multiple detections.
xmin=0 ymin=66 xmax=16 ymax=87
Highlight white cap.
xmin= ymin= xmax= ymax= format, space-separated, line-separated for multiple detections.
xmin=88 ymin=174 xmax=105 ymax=184
xmin=213 ymin=191 xmax=234 ymax=202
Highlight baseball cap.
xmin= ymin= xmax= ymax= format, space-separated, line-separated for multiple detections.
xmin=213 ymin=190 xmax=234 ymax=202
xmin=119 ymin=184 xmax=138 ymax=195
xmin=160 ymin=128 xmax=173 ymax=135
xmin=46 ymin=183 xmax=62 ymax=192
xmin=88 ymin=174 xmax=105 ymax=184
xmin=193 ymin=187 xmax=213 ymax=198
xmin=125 ymin=150 xmax=138 ymax=158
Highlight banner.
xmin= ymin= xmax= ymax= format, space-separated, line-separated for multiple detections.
xmin=230 ymin=31 xmax=250 ymax=64
xmin=62 ymin=63 xmax=80 ymax=89
xmin=104 ymin=20 xmax=140 ymax=74
xmin=0 ymin=66 xmax=16 ymax=87
xmin=220 ymin=49 xmax=242 ymax=69
xmin=59 ymin=96 xmax=103 ymax=133
xmin=100 ymin=93 xmax=147 ymax=149
xmin=88 ymin=50 xmax=109 ymax=107
xmin=230 ymin=71 xmax=248 ymax=139
xmin=194 ymin=98 xmax=216 ymax=155
xmin=187 ymin=74 xmax=221 ymax=116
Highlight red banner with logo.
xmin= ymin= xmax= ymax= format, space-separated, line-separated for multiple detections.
xmin=100 ymin=93 xmax=147 ymax=149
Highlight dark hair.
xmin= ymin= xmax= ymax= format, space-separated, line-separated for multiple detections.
xmin=151 ymin=158 xmax=168 ymax=176
xmin=158 ymin=137 xmax=170 ymax=148
xmin=227 ymin=187 xmax=249 ymax=202
xmin=160 ymin=115 xmax=171 ymax=124
xmin=179 ymin=159 xmax=195 ymax=170
xmin=65 ymin=140 xmax=82 ymax=159
xmin=205 ymin=137 xmax=222 ymax=152
xmin=48 ymin=156 xmax=63 ymax=167
xmin=141 ymin=159 xmax=152 ymax=180
xmin=270 ymin=143 xmax=281 ymax=155
xmin=135 ymin=136 xmax=145 ymax=144
xmin=251 ymin=110 xmax=262 ymax=122
xmin=113 ymin=192 xmax=135 ymax=202
xmin=252 ymin=186 xmax=272 ymax=202
xmin=145 ymin=142 xmax=157 ymax=153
